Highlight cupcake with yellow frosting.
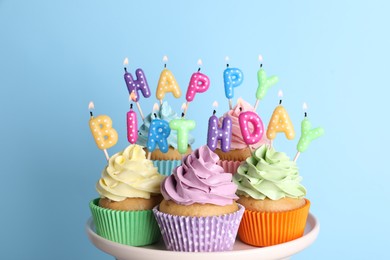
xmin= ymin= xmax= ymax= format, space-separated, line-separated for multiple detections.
xmin=89 ymin=144 xmax=166 ymax=246
xmin=233 ymin=145 xmax=310 ymax=246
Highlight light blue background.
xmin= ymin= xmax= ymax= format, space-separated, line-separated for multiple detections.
xmin=1 ymin=0 xmax=388 ymax=259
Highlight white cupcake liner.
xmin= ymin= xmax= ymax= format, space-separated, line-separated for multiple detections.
xmin=153 ymin=204 xmax=244 ymax=252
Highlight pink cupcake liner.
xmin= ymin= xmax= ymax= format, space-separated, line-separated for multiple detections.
xmin=217 ymin=160 xmax=243 ymax=174
xmin=153 ymin=204 xmax=244 ymax=252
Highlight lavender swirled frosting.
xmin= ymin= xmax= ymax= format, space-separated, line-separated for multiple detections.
xmin=161 ymin=145 xmax=238 ymax=206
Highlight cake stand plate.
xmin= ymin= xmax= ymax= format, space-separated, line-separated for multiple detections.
xmin=86 ymin=213 xmax=319 ymax=260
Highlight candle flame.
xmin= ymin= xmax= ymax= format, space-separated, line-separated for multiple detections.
xmin=197 ymin=59 xmax=203 ymax=66
xmin=258 ymin=55 xmax=263 ymax=62
xmin=88 ymin=101 xmax=95 ymax=110
xmin=225 ymin=56 xmax=230 ymax=62
xmin=123 ymin=57 xmax=129 ymax=66
xmin=303 ymin=102 xmax=308 ymax=111
xmin=278 ymin=90 xmax=283 ymax=98
xmin=181 ymin=103 xmax=187 ymax=111
xmin=153 ymin=103 xmax=159 ymax=112
xmin=212 ymin=101 xmax=218 ymax=108
xmin=163 ymin=55 xmax=168 ymax=62
xmin=237 ymin=97 xmax=243 ymax=106
xmin=130 ymin=90 xmax=137 ymax=102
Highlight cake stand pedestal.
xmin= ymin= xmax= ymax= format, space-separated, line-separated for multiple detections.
xmin=86 ymin=213 xmax=319 ymax=260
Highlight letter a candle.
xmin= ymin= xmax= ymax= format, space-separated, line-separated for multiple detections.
xmin=156 ymin=56 xmax=182 ymax=104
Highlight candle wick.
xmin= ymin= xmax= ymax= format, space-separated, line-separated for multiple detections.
xmin=124 ymin=67 xmax=127 ymax=72
xmin=90 ymin=111 xmax=93 ymax=117
xmin=198 ymin=67 xmax=201 ymax=72
xmin=260 ymin=63 xmax=263 ymax=68
xmin=226 ymin=63 xmax=229 ymax=68
xmin=239 ymin=107 xmax=242 ymax=112
xmin=154 ymin=113 xmax=158 ymax=118
xmin=279 ymin=100 xmax=282 ymax=105
xmin=305 ymin=112 xmax=307 ymax=117
xmin=181 ymin=112 xmax=185 ymax=118
xmin=130 ymin=103 xmax=133 ymax=109
xmin=164 ymin=63 xmax=167 ymax=68
xmin=213 ymin=110 xmax=216 ymax=115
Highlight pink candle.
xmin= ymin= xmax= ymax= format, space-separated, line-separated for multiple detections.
xmin=185 ymin=59 xmax=210 ymax=102
xmin=238 ymin=111 xmax=264 ymax=145
xmin=127 ymin=103 xmax=138 ymax=144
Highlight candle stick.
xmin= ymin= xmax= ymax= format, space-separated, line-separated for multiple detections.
xmin=207 ymin=101 xmax=232 ymax=152
xmin=223 ymin=56 xmax=243 ymax=110
xmin=127 ymin=103 xmax=138 ymax=144
xmin=294 ymin=103 xmax=324 ymax=162
xmin=147 ymin=103 xmax=171 ymax=155
xmin=130 ymin=90 xmax=145 ymax=121
xmin=169 ymin=103 xmax=196 ymax=154
xmin=123 ymin=58 xmax=151 ymax=101
xmin=254 ymin=55 xmax=279 ymax=111
xmin=88 ymin=101 xmax=118 ymax=161
xmin=266 ymin=90 xmax=295 ymax=147
xmin=156 ymin=56 xmax=181 ymax=104
xmin=184 ymin=59 xmax=210 ymax=116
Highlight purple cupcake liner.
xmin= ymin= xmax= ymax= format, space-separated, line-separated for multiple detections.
xmin=153 ymin=204 xmax=244 ymax=252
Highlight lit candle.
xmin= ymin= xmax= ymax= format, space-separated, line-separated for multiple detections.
xmin=130 ymin=90 xmax=145 ymax=121
xmin=266 ymin=90 xmax=295 ymax=144
xmin=223 ymin=56 xmax=243 ymax=109
xmin=156 ymin=55 xmax=181 ymax=103
xmin=147 ymin=103 xmax=171 ymax=154
xmin=127 ymin=101 xmax=138 ymax=144
xmin=207 ymin=101 xmax=232 ymax=152
xmin=254 ymin=55 xmax=279 ymax=111
xmin=169 ymin=103 xmax=196 ymax=154
xmin=294 ymin=103 xmax=324 ymax=161
xmin=123 ymin=57 xmax=151 ymax=101
xmin=88 ymin=101 xmax=118 ymax=161
xmin=184 ymin=59 xmax=210 ymax=115
xmin=238 ymin=109 xmax=264 ymax=146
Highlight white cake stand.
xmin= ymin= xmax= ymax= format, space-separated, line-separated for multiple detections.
xmin=86 ymin=213 xmax=319 ymax=260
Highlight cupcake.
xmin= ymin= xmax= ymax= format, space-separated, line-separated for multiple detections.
xmin=90 ymin=144 xmax=166 ymax=246
xmin=153 ymin=145 xmax=245 ymax=252
xmin=233 ymin=145 xmax=310 ymax=247
xmin=137 ymin=101 xmax=194 ymax=175
xmin=215 ymin=99 xmax=269 ymax=174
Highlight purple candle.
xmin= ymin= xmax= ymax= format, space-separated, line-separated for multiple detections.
xmin=123 ymin=58 xmax=151 ymax=102
xmin=207 ymin=101 xmax=232 ymax=152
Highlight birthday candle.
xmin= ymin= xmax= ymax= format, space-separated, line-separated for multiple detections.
xmin=127 ymin=103 xmax=138 ymax=144
xmin=254 ymin=55 xmax=279 ymax=111
xmin=123 ymin=58 xmax=151 ymax=102
xmin=156 ymin=56 xmax=181 ymax=102
xmin=186 ymin=59 xmax=210 ymax=102
xmin=169 ymin=104 xmax=195 ymax=154
xmin=238 ymin=111 xmax=264 ymax=145
xmin=297 ymin=103 xmax=324 ymax=153
xmin=207 ymin=101 xmax=232 ymax=152
xmin=223 ymin=56 xmax=243 ymax=109
xmin=266 ymin=90 xmax=295 ymax=141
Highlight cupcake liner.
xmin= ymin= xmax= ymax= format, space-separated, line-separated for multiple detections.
xmin=153 ymin=204 xmax=245 ymax=252
xmin=217 ymin=160 xmax=243 ymax=174
xmin=238 ymin=199 xmax=310 ymax=247
xmin=89 ymin=198 xmax=161 ymax=246
xmin=153 ymin=160 xmax=181 ymax=176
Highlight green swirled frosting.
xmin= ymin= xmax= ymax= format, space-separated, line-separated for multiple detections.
xmin=233 ymin=145 xmax=306 ymax=200
xmin=137 ymin=101 xmax=195 ymax=149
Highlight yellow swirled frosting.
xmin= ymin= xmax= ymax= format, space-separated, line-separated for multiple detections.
xmin=96 ymin=144 xmax=165 ymax=201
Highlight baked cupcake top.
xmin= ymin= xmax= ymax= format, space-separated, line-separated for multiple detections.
xmin=96 ymin=144 xmax=165 ymax=201
xmin=161 ymin=145 xmax=238 ymax=206
xmin=137 ymin=101 xmax=195 ymax=149
xmin=233 ymin=145 xmax=306 ymax=200
xmin=219 ymin=99 xmax=269 ymax=150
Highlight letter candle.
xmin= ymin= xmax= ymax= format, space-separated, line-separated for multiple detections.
xmin=207 ymin=101 xmax=232 ymax=152
xmin=130 ymin=90 xmax=145 ymax=121
xmin=238 ymin=108 xmax=265 ymax=150
xmin=184 ymin=59 xmax=210 ymax=116
xmin=294 ymin=102 xmax=324 ymax=162
xmin=88 ymin=101 xmax=118 ymax=161
xmin=156 ymin=55 xmax=182 ymax=104
xmin=169 ymin=103 xmax=196 ymax=154
xmin=127 ymin=101 xmax=138 ymax=144
xmin=266 ymin=90 xmax=295 ymax=147
xmin=223 ymin=56 xmax=244 ymax=110
xmin=147 ymin=103 xmax=171 ymax=159
xmin=254 ymin=55 xmax=279 ymax=111
xmin=123 ymin=58 xmax=150 ymax=121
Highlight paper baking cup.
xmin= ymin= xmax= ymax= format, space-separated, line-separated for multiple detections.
xmin=89 ymin=198 xmax=161 ymax=246
xmin=217 ymin=160 xmax=242 ymax=174
xmin=153 ymin=204 xmax=244 ymax=252
xmin=238 ymin=199 xmax=310 ymax=247
xmin=153 ymin=160 xmax=181 ymax=176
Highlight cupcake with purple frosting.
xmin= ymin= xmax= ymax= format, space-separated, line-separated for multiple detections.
xmin=153 ymin=145 xmax=244 ymax=252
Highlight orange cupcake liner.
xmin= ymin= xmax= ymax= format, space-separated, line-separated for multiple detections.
xmin=238 ymin=199 xmax=310 ymax=247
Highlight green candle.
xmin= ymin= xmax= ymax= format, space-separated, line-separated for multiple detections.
xmin=297 ymin=105 xmax=324 ymax=153
xmin=169 ymin=117 xmax=196 ymax=154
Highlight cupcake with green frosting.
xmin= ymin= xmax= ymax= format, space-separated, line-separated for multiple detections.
xmin=233 ymin=145 xmax=310 ymax=247
xmin=137 ymin=101 xmax=194 ymax=176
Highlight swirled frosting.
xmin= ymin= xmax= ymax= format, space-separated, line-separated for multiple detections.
xmin=161 ymin=145 xmax=238 ymax=206
xmin=96 ymin=144 xmax=165 ymax=201
xmin=219 ymin=99 xmax=269 ymax=150
xmin=233 ymin=145 xmax=306 ymax=200
xmin=137 ymin=101 xmax=195 ymax=149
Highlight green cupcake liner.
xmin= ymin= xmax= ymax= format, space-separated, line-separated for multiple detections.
xmin=153 ymin=160 xmax=181 ymax=176
xmin=89 ymin=198 xmax=161 ymax=246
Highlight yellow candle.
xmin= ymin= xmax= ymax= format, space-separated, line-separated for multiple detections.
xmin=89 ymin=114 xmax=118 ymax=150
xmin=156 ymin=56 xmax=181 ymax=101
